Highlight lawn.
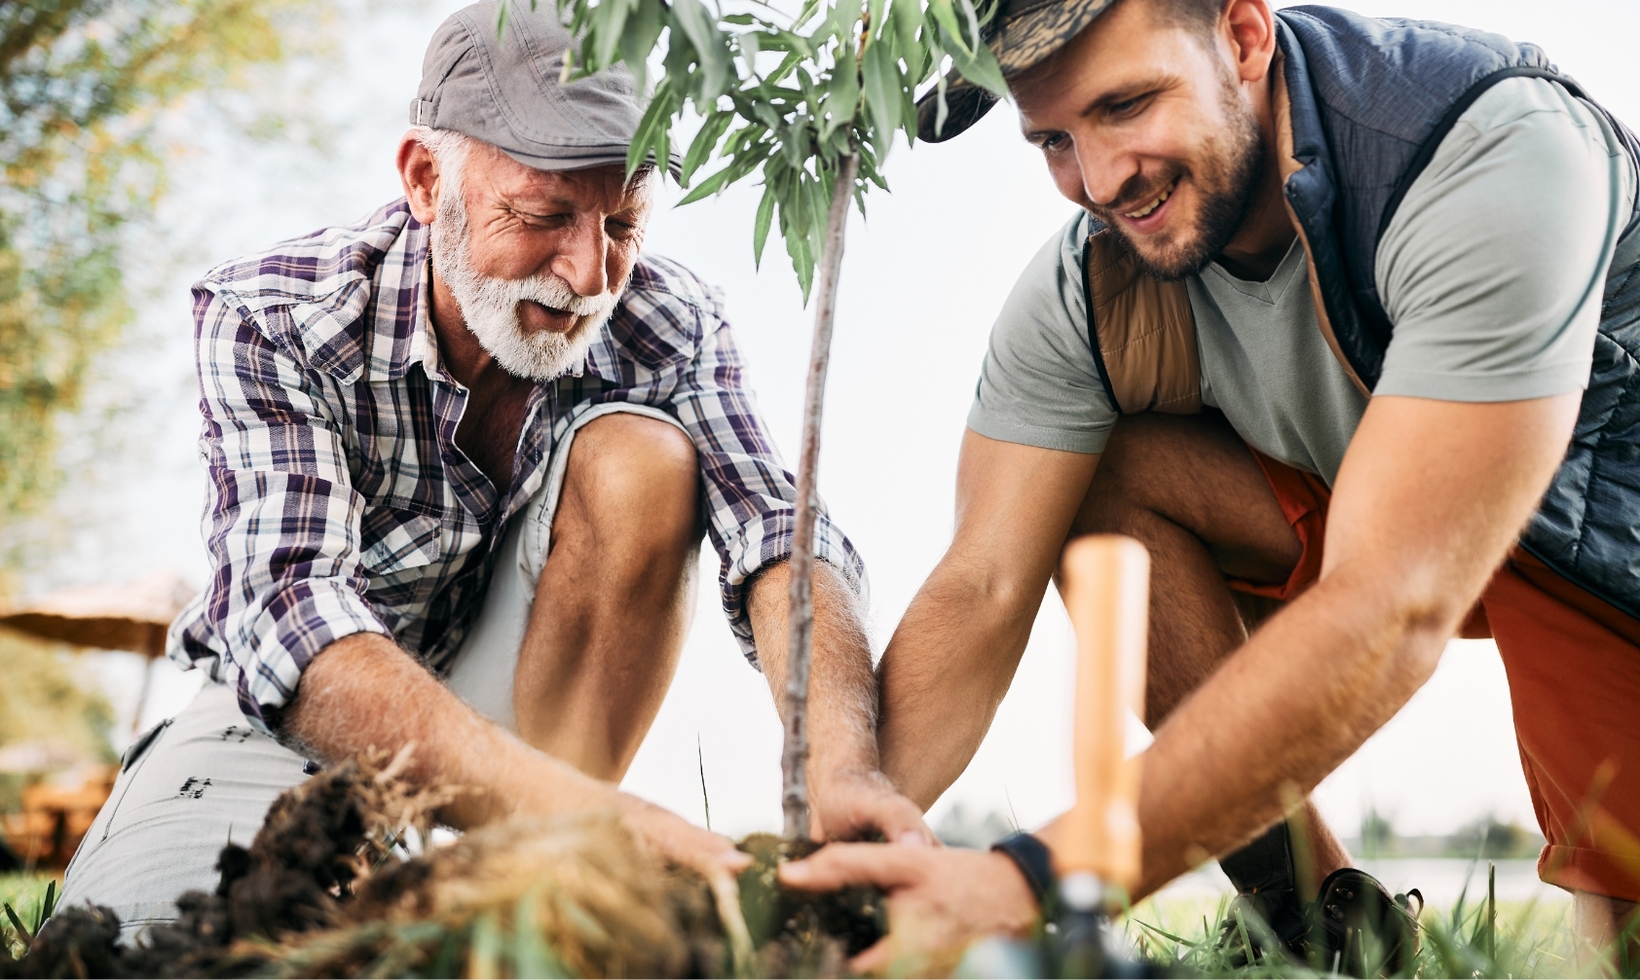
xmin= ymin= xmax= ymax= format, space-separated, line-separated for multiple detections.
xmin=4 ymin=864 xmax=1616 ymax=978
xmin=1125 ymin=889 xmax=1582 ymax=978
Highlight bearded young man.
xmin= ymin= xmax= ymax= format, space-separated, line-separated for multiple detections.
xmin=59 ymin=1 xmax=928 ymax=938
xmin=783 ymin=0 xmax=1640 ymax=971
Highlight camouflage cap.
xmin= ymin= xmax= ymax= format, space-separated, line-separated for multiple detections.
xmin=916 ymin=0 xmax=1118 ymax=142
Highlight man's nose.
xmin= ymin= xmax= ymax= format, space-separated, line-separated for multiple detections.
xmin=550 ymin=217 xmax=610 ymax=298
xmin=1077 ymin=140 xmax=1140 ymax=211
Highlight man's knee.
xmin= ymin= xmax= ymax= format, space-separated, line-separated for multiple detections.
xmin=559 ymin=413 xmax=701 ymax=556
xmin=1073 ymin=414 xmax=1205 ymax=535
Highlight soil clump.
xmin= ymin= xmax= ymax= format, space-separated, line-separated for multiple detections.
xmin=2 ymin=754 xmax=882 ymax=978
xmin=736 ymin=834 xmax=885 ymax=977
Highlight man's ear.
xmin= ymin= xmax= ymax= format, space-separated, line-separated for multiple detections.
xmin=1221 ymin=0 xmax=1277 ymax=84
xmin=397 ymin=133 xmax=441 ymax=224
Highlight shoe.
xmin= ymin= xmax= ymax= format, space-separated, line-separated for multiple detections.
xmin=1216 ymin=823 xmax=1422 ymax=976
xmin=1309 ymin=868 xmax=1423 ymax=977
xmin=1217 ymin=868 xmax=1423 ymax=977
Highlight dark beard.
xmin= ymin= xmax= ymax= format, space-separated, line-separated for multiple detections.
xmin=1093 ymin=84 xmax=1265 ymax=282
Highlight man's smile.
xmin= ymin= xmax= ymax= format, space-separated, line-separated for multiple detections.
xmin=1123 ymin=176 xmax=1178 ymax=219
xmin=1115 ymin=176 xmax=1181 ymax=233
xmin=520 ymin=298 xmax=578 ymax=334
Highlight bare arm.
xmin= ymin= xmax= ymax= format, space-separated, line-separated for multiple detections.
xmin=750 ymin=561 xmax=930 ymax=842
xmin=878 ymin=429 xmax=1100 ymax=809
xmin=788 ymin=394 xmax=1580 ymax=962
xmin=1041 ymin=393 xmax=1581 ymax=896
xmin=284 ymin=632 xmax=748 ymax=874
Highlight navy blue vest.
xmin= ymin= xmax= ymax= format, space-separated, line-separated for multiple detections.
xmin=1276 ymin=6 xmax=1640 ymax=619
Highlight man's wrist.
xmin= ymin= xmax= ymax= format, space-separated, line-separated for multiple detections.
xmin=991 ymin=831 xmax=1056 ymax=910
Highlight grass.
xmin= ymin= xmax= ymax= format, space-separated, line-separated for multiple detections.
xmin=6 ymin=861 xmax=1634 ymax=977
xmin=1 ymin=873 xmax=59 ymax=962
xmin=1119 ymin=858 xmax=1624 ymax=979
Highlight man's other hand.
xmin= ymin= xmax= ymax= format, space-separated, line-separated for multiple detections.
xmin=617 ymin=794 xmax=751 ymax=879
xmin=812 ymin=767 xmax=936 ymax=845
xmin=780 ymin=843 xmax=1038 ymax=976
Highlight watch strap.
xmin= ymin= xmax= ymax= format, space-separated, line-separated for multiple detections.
xmin=991 ymin=830 xmax=1056 ymax=908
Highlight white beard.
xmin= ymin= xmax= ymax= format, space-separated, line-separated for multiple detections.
xmin=429 ymin=191 xmax=622 ymax=383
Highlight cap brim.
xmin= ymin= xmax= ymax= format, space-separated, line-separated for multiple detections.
xmin=915 ymin=80 xmax=1002 ymax=143
xmin=913 ymin=0 xmax=1117 ymax=144
xmin=494 ymin=146 xmax=684 ymax=181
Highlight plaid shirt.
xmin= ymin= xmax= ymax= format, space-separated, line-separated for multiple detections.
xmin=169 ymin=199 xmax=864 ymax=734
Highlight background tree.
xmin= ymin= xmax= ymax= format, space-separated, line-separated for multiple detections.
xmin=0 ymin=0 xmax=334 ymax=574
xmin=530 ymin=0 xmax=1006 ymax=841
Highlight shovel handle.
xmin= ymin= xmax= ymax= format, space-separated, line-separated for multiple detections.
xmin=1056 ymin=535 xmax=1149 ymax=893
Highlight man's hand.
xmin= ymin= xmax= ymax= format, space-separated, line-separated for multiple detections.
xmin=616 ymin=794 xmax=750 ymax=878
xmin=286 ymin=632 xmax=749 ymax=880
xmin=781 ymin=843 xmax=1038 ymax=976
xmin=748 ymin=561 xmax=936 ymax=845
xmin=811 ymin=766 xmax=933 ymax=845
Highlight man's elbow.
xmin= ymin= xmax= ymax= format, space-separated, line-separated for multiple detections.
xmin=939 ymin=550 xmax=1046 ymax=625
xmin=1374 ymin=571 xmax=1468 ymax=693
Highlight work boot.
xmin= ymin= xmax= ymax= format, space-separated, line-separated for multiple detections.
xmin=1218 ymin=821 xmax=1309 ymax=961
xmin=1216 ymin=823 xmax=1423 ymax=977
xmin=1310 ymin=868 xmax=1423 ymax=977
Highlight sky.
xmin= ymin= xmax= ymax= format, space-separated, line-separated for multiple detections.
xmin=39 ymin=0 xmax=1640 ymax=850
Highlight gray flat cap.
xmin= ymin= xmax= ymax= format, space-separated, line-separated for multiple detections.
xmin=411 ymin=0 xmax=676 ymax=174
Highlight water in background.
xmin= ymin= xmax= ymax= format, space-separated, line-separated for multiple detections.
xmin=1160 ymin=858 xmax=1565 ymax=908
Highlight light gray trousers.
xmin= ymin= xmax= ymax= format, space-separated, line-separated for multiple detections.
xmin=58 ymin=404 xmax=684 ymax=941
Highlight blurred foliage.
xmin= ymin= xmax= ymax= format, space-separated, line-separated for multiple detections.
xmin=0 ymin=628 xmax=115 ymax=813
xmin=0 ymin=0 xmax=334 ymax=546
xmin=1354 ymin=807 xmax=1546 ymax=860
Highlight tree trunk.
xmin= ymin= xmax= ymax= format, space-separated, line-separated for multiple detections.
xmin=781 ymin=151 xmax=860 ymax=843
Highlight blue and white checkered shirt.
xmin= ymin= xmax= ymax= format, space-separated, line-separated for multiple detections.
xmin=169 ymin=199 xmax=865 ymax=734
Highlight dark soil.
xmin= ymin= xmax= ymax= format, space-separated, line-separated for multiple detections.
xmin=1 ymin=759 xmax=885 ymax=979
xmin=736 ymin=834 xmax=886 ymax=978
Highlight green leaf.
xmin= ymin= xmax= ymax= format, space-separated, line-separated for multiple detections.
xmin=626 ymin=78 xmax=674 ymax=175
xmin=821 ymin=47 xmax=860 ymax=139
xmin=591 ymin=0 xmax=631 ymax=70
xmin=944 ymin=29 xmax=1006 ymax=96
xmin=618 ymin=0 xmax=666 ymax=89
xmin=861 ymin=38 xmax=901 ymax=136
xmin=681 ymin=109 xmax=735 ymax=183
xmin=677 ymin=164 xmax=736 ymax=205
xmin=752 ymin=183 xmax=778 ymax=268
xmin=670 ymin=0 xmax=732 ymax=99
xmin=739 ymin=28 xmax=761 ymax=64
xmin=926 ymin=0 xmax=968 ymax=56
xmin=954 ymin=0 xmax=984 ymax=56
xmin=931 ymin=74 xmax=951 ymax=138
xmin=890 ymin=0 xmax=925 ymax=76
xmin=865 ymin=0 xmax=887 ymax=41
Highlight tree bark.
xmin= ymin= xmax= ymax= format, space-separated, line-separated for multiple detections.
xmin=781 ymin=151 xmax=860 ymax=843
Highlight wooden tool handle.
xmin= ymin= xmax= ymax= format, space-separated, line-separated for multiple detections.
xmin=1056 ymin=535 xmax=1149 ymax=893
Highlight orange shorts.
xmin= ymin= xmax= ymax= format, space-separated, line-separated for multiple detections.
xmin=1232 ymin=450 xmax=1640 ymax=902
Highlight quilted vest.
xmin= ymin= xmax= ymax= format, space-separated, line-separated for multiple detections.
xmin=1083 ymin=6 xmax=1640 ymax=619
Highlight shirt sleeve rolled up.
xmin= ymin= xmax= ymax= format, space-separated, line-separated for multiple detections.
xmin=664 ymin=299 xmax=866 ymax=667
xmin=170 ymin=284 xmax=392 ymax=735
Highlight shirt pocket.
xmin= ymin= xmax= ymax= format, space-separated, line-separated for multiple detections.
xmin=359 ymin=502 xmax=443 ymax=576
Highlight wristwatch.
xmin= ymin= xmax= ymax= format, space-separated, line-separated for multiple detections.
xmin=991 ymin=830 xmax=1056 ymax=909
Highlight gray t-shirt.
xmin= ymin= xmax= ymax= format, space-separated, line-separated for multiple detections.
xmin=967 ymin=78 xmax=1638 ymax=484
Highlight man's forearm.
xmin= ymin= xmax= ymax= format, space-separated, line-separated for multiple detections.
xmin=877 ymin=559 xmax=1047 ymax=810
xmin=1040 ymin=564 xmax=1453 ymax=898
xmin=749 ymin=559 xmax=931 ymax=843
xmin=1039 ymin=396 xmax=1580 ymax=899
xmin=283 ymin=632 xmax=613 ymax=827
xmin=750 ymin=561 xmax=879 ymax=777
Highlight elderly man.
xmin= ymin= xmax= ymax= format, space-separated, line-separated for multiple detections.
xmin=787 ymin=0 xmax=1640 ymax=972
xmin=61 ymin=1 xmax=924 ymax=937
